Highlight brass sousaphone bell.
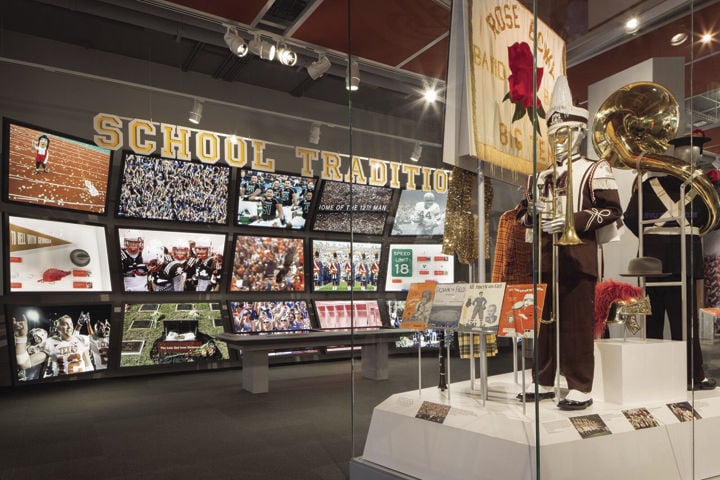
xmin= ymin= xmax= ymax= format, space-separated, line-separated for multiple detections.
xmin=592 ymin=81 xmax=720 ymax=235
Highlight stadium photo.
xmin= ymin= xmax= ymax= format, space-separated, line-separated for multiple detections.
xmin=311 ymin=240 xmax=382 ymax=292
xmin=5 ymin=120 xmax=112 ymax=214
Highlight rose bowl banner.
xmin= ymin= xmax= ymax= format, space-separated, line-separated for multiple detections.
xmin=444 ymin=0 xmax=565 ymax=175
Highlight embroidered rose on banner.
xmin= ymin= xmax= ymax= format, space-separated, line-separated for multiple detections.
xmin=502 ymin=42 xmax=545 ymax=134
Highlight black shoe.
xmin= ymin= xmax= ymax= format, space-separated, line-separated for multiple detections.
xmin=558 ymin=398 xmax=593 ymax=411
xmin=688 ymin=378 xmax=717 ymax=391
xmin=516 ymin=391 xmax=555 ymax=401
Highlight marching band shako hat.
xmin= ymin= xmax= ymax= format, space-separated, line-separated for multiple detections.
xmin=669 ymin=128 xmax=711 ymax=154
xmin=546 ymin=75 xmax=589 ymax=135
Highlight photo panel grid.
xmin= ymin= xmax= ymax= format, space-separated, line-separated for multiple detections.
xmin=236 ymin=169 xmax=317 ymax=230
xmin=391 ymin=189 xmax=448 ymax=236
xmin=311 ymin=239 xmax=382 ymax=292
xmin=385 ymin=243 xmax=454 ymax=291
xmin=119 ymin=302 xmax=229 ymax=367
xmin=8 ymin=216 xmax=112 ymax=293
xmin=116 ymin=152 xmax=230 ymax=225
xmin=228 ymin=300 xmax=312 ymax=334
xmin=229 ymin=235 xmax=305 ymax=292
xmin=4 ymin=119 xmax=112 ymax=214
xmin=311 ymin=181 xmax=393 ymax=235
xmin=118 ymin=227 xmax=226 ymax=293
xmin=313 ymin=300 xmax=383 ymax=331
xmin=7 ymin=304 xmax=113 ymax=383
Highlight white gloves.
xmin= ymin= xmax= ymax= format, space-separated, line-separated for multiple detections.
xmin=541 ymin=217 xmax=565 ymax=234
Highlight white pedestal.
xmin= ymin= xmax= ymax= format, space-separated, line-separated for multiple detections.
xmin=359 ymin=374 xmax=720 ymax=480
xmin=592 ymin=338 xmax=686 ymax=405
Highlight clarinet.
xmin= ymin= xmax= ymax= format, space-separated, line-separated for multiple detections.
xmin=438 ymin=330 xmax=447 ymax=391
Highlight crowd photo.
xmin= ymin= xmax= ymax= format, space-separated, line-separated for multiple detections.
xmin=230 ymin=236 xmax=305 ymax=291
xmin=117 ymin=153 xmax=230 ymax=224
xmin=230 ymin=301 xmax=311 ymax=333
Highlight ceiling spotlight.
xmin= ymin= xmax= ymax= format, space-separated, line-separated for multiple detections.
xmin=701 ymin=33 xmax=714 ymax=44
xmin=307 ymin=54 xmax=331 ymax=80
xmin=277 ymin=44 xmax=298 ymax=67
xmin=248 ymin=35 xmax=276 ymax=61
xmin=223 ymin=27 xmax=248 ymax=57
xmin=423 ymin=88 xmax=438 ymax=103
xmin=624 ymin=17 xmax=640 ymax=34
xmin=410 ymin=143 xmax=422 ymax=162
xmin=188 ymin=99 xmax=203 ymax=125
xmin=346 ymin=60 xmax=360 ymax=91
xmin=670 ymin=32 xmax=688 ymax=47
xmin=309 ymin=123 xmax=321 ymax=145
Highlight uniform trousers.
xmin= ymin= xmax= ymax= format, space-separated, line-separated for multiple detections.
xmin=537 ymin=271 xmax=595 ymax=393
xmin=646 ymin=278 xmax=706 ymax=384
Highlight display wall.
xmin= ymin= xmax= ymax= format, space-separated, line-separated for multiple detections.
xmin=0 ymin=32 xmax=460 ymax=387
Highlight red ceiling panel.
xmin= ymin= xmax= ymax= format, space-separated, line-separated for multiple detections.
xmin=168 ymin=0 xmax=270 ymax=26
xmin=402 ymin=36 xmax=450 ymax=80
xmin=291 ymin=0 xmax=450 ymax=69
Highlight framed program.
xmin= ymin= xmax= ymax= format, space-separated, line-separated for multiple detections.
xmin=391 ymin=189 xmax=448 ymax=236
xmin=117 ymin=152 xmax=230 ymax=224
xmin=313 ymin=300 xmax=383 ymax=330
xmin=7 ymin=304 xmax=113 ymax=383
xmin=119 ymin=302 xmax=230 ymax=367
xmin=117 ymin=228 xmax=226 ymax=293
xmin=229 ymin=300 xmax=312 ymax=334
xmin=311 ymin=181 xmax=393 ymax=235
xmin=311 ymin=240 xmax=382 ymax=292
xmin=385 ymin=243 xmax=454 ymax=292
xmin=229 ymin=235 xmax=304 ymax=292
xmin=236 ymin=169 xmax=317 ymax=230
xmin=3 ymin=119 xmax=112 ymax=214
xmin=7 ymin=216 xmax=112 ymax=293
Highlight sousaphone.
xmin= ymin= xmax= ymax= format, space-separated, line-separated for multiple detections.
xmin=592 ymin=81 xmax=720 ymax=235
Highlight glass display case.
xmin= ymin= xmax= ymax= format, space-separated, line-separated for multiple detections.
xmin=0 ymin=1 xmax=717 ymax=479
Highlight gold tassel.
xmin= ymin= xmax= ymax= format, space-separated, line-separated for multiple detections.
xmin=442 ymin=167 xmax=478 ymax=264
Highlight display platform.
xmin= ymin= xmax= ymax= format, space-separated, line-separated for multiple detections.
xmin=355 ymin=340 xmax=720 ymax=480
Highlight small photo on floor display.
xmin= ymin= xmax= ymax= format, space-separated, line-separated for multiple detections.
xmin=415 ymin=401 xmax=451 ymax=424
xmin=622 ymin=408 xmax=660 ymax=430
xmin=569 ymin=414 xmax=612 ymax=439
xmin=667 ymin=402 xmax=701 ymax=422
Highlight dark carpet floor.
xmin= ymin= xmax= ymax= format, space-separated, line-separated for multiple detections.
xmin=2 ymin=338 xmax=718 ymax=480
xmin=0 ymin=348 xmax=515 ymax=480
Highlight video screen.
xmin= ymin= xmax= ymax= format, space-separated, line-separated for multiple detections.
xmin=229 ymin=300 xmax=312 ymax=334
xmin=312 ymin=181 xmax=393 ymax=235
xmin=385 ymin=243 xmax=454 ymax=291
xmin=8 ymin=216 xmax=112 ymax=293
xmin=311 ymin=240 xmax=382 ymax=292
xmin=391 ymin=189 xmax=448 ymax=236
xmin=236 ymin=169 xmax=317 ymax=230
xmin=119 ymin=302 xmax=229 ymax=367
xmin=4 ymin=119 xmax=112 ymax=214
xmin=7 ymin=304 xmax=113 ymax=382
xmin=313 ymin=300 xmax=383 ymax=330
xmin=117 ymin=152 xmax=230 ymax=224
xmin=117 ymin=228 xmax=226 ymax=293
xmin=229 ymin=235 xmax=304 ymax=292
